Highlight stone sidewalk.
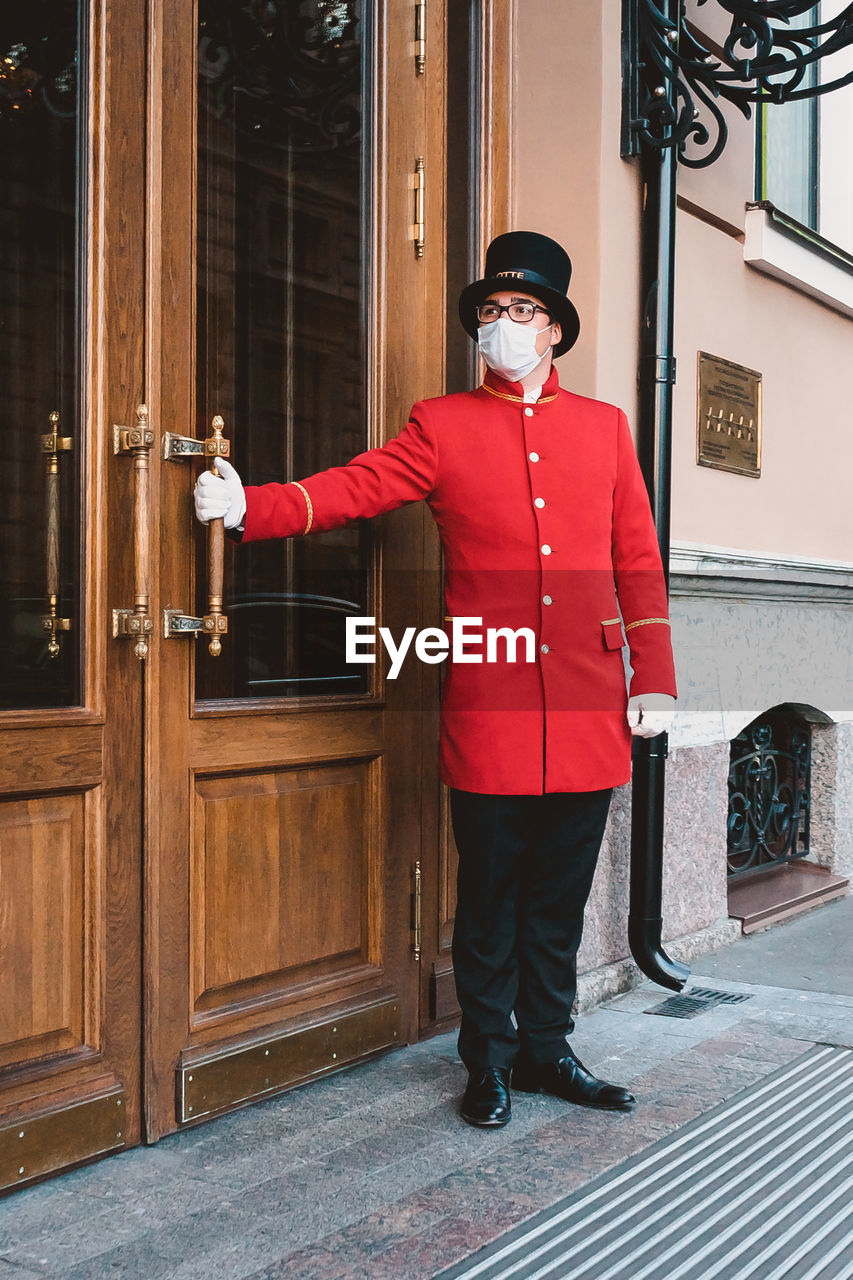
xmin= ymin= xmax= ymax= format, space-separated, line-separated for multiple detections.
xmin=2 ymin=895 xmax=852 ymax=1279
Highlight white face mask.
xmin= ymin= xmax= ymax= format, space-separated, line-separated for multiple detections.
xmin=477 ymin=316 xmax=553 ymax=382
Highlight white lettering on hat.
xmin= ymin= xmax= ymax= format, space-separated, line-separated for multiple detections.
xmin=496 ymin=271 xmax=525 ymax=279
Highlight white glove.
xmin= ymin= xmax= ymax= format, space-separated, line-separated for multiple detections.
xmin=193 ymin=457 xmax=246 ymax=530
xmin=627 ymin=692 xmax=675 ymax=738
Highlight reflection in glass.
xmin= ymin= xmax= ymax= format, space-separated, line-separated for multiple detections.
xmin=0 ymin=2 xmax=84 ymax=709
xmin=759 ymin=4 xmax=818 ymax=229
xmin=195 ymin=0 xmax=369 ymax=700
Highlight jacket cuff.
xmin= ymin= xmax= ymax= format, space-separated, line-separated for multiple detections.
xmin=624 ymin=618 xmax=677 ymax=698
xmin=242 ymin=482 xmax=312 ymax=543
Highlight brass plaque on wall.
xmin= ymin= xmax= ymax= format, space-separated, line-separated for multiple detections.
xmin=697 ymin=352 xmax=761 ymax=477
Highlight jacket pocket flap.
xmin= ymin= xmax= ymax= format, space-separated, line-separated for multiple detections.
xmin=601 ymin=619 xmax=625 ymax=650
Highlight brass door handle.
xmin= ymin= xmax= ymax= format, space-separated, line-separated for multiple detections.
xmin=204 ymin=416 xmax=228 ymax=657
xmin=113 ymin=404 xmax=155 ymax=659
xmin=163 ymin=415 xmax=230 ymax=657
xmin=40 ymin=410 xmax=73 ymax=659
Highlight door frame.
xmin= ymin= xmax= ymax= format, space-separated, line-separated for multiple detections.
xmin=416 ymin=0 xmax=515 ymax=1040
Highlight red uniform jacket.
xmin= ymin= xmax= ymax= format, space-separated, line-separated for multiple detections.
xmin=242 ymin=366 xmax=677 ymax=795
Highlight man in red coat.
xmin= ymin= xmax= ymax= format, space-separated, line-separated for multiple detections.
xmin=195 ymin=232 xmax=676 ymax=1128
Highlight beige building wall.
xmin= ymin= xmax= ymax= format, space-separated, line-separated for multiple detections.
xmin=513 ymin=0 xmax=641 ymax=418
xmin=512 ymin=0 xmax=853 ymax=982
xmin=514 ymin=0 xmax=852 ymax=564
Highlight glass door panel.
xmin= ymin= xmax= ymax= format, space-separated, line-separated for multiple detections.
xmin=0 ymin=1 xmax=84 ymax=709
xmin=195 ymin=0 xmax=370 ymax=702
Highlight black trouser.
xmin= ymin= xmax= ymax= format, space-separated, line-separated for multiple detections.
xmin=449 ymin=786 xmax=614 ymax=1072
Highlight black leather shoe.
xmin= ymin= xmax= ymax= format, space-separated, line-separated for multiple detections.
xmin=512 ymin=1047 xmax=635 ymax=1111
xmin=460 ymin=1066 xmax=512 ymax=1127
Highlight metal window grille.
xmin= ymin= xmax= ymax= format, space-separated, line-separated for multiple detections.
xmin=727 ymin=708 xmax=811 ymax=880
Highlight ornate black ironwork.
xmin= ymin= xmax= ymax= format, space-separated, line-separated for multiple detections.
xmin=727 ymin=710 xmax=811 ymax=879
xmin=623 ymin=0 xmax=853 ymax=167
xmin=198 ymin=0 xmax=360 ymax=153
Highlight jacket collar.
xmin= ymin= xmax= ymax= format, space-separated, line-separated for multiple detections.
xmin=481 ymin=364 xmax=561 ymax=404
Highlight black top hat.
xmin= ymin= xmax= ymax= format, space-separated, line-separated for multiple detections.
xmin=458 ymin=231 xmax=580 ymax=358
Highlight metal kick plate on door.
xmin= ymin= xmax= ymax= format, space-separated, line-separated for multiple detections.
xmin=177 ymin=999 xmax=401 ymax=1123
xmin=0 ymin=1089 xmax=126 ymax=1191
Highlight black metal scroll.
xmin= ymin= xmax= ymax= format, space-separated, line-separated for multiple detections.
xmin=623 ymin=0 xmax=853 ymax=167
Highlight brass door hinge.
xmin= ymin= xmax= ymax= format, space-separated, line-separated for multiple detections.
xmin=113 ymin=404 xmax=155 ymax=659
xmin=412 ymin=860 xmax=422 ymax=960
xmin=415 ymin=1 xmax=426 ymax=74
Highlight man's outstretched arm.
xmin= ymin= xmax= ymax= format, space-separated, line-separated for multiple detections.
xmin=194 ymin=411 xmax=438 ymax=541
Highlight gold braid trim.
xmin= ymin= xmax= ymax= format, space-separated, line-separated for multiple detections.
xmin=480 ymin=384 xmax=559 ymax=405
xmin=624 ymin=617 xmax=670 ymax=632
xmin=291 ymin=481 xmax=314 ymax=535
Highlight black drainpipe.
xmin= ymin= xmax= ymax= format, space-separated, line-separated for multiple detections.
xmin=628 ymin=0 xmax=690 ymax=992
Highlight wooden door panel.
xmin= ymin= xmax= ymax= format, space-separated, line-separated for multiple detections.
xmin=0 ymin=793 xmax=88 ymax=1067
xmin=190 ymin=755 xmax=385 ymax=1021
xmin=190 ymin=708 xmax=386 ymax=765
xmin=0 ymin=725 xmax=103 ymax=790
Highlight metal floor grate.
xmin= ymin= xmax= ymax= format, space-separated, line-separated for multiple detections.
xmin=645 ymin=986 xmax=754 ymax=1019
xmin=434 ymin=1044 xmax=853 ymax=1280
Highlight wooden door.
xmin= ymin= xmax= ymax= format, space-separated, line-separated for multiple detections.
xmin=0 ymin=0 xmax=515 ymax=1182
xmin=0 ymin=0 xmax=147 ymax=1189
xmin=143 ymin=0 xmax=453 ymax=1136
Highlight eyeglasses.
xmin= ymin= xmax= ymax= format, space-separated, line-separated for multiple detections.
xmin=476 ymin=301 xmax=553 ymax=325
